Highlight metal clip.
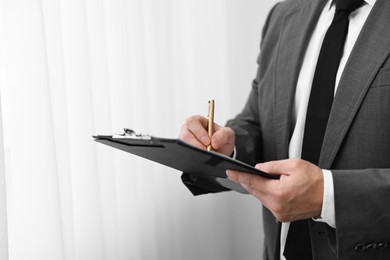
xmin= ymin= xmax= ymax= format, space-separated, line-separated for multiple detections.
xmin=112 ymin=128 xmax=152 ymax=140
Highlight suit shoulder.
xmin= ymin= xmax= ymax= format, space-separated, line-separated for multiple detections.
xmin=259 ymin=0 xmax=323 ymax=58
xmin=272 ymin=0 xmax=321 ymax=17
xmin=262 ymin=0 xmax=323 ymax=32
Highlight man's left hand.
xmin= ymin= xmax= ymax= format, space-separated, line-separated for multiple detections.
xmin=226 ymin=158 xmax=324 ymax=222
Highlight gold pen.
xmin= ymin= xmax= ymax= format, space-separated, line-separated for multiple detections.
xmin=207 ymin=99 xmax=215 ymax=151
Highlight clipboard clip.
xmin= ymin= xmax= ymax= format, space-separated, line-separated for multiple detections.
xmin=112 ymin=128 xmax=152 ymax=140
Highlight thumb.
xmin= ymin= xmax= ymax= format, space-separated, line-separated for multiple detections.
xmin=256 ymin=160 xmax=290 ymax=176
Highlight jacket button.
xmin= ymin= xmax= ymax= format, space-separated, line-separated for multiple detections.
xmin=377 ymin=243 xmax=385 ymax=249
xmin=355 ymin=243 xmax=366 ymax=252
xmin=365 ymin=243 xmax=375 ymax=250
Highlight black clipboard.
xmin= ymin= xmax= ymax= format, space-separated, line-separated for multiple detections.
xmin=93 ymin=133 xmax=278 ymax=181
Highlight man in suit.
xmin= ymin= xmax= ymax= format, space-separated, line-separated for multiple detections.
xmin=179 ymin=0 xmax=390 ymax=259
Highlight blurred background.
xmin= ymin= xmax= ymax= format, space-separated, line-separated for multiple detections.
xmin=0 ymin=0 xmax=278 ymax=259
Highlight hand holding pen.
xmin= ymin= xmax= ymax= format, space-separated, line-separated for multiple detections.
xmin=179 ymin=100 xmax=235 ymax=157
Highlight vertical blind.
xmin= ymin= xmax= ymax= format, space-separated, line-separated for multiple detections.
xmin=0 ymin=0 xmax=277 ymax=259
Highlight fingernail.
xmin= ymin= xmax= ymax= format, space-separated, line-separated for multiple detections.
xmin=226 ymin=170 xmax=232 ymax=180
xmin=226 ymin=170 xmax=231 ymax=179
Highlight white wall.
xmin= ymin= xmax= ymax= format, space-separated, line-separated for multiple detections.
xmin=0 ymin=92 xmax=8 ymax=260
xmin=0 ymin=0 xmax=279 ymax=259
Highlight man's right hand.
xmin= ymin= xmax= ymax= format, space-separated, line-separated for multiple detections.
xmin=179 ymin=115 xmax=235 ymax=157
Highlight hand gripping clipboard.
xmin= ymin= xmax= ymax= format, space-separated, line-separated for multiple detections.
xmin=93 ymin=130 xmax=278 ymax=193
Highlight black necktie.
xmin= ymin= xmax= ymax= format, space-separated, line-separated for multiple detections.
xmin=283 ymin=0 xmax=364 ymax=259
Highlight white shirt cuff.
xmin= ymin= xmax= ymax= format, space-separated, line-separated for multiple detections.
xmin=231 ymin=146 xmax=237 ymax=159
xmin=313 ymin=169 xmax=336 ymax=228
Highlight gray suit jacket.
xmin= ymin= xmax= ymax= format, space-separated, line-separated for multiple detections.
xmin=182 ymin=0 xmax=390 ymax=259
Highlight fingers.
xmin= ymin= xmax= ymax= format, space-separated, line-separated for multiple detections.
xmin=226 ymin=169 xmax=269 ymax=196
xmin=256 ymin=159 xmax=295 ymax=176
xmin=179 ymin=119 xmax=207 ymax=150
xmin=226 ymin=169 xmax=295 ymax=222
xmin=180 ymin=115 xmax=235 ymax=155
xmin=179 ymin=115 xmax=212 ymax=149
xmin=211 ymin=126 xmax=235 ymax=154
xmin=227 ymin=159 xmax=324 ymax=222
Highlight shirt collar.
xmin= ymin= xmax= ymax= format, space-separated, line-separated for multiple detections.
xmin=329 ymin=0 xmax=376 ymax=10
xmin=365 ymin=0 xmax=375 ymax=7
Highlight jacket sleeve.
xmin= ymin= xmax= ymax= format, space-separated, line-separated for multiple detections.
xmin=328 ymin=168 xmax=390 ymax=258
xmin=180 ymin=173 xmax=230 ymax=196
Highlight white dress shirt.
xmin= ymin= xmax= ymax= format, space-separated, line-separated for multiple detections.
xmin=282 ymin=0 xmax=375 ymax=259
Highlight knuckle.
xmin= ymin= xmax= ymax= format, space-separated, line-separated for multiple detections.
xmin=273 ymin=187 xmax=287 ymax=201
xmin=180 ymin=128 xmax=192 ymax=141
xmin=268 ymin=191 xmax=290 ymax=222
xmin=290 ymin=158 xmax=302 ymax=169
xmin=277 ymin=215 xmax=289 ymax=223
xmin=185 ymin=115 xmax=197 ymax=126
xmin=246 ymin=176 xmax=256 ymax=190
xmin=289 ymin=159 xmax=298 ymax=168
xmin=226 ymin=127 xmax=235 ymax=135
xmin=271 ymin=206 xmax=284 ymax=221
xmin=270 ymin=205 xmax=289 ymax=222
xmin=224 ymin=127 xmax=235 ymax=141
xmin=217 ymin=129 xmax=229 ymax=141
xmin=184 ymin=116 xmax=207 ymax=141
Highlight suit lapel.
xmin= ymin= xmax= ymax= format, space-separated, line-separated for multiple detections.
xmin=274 ymin=0 xmax=327 ymax=159
xmin=319 ymin=0 xmax=390 ymax=168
